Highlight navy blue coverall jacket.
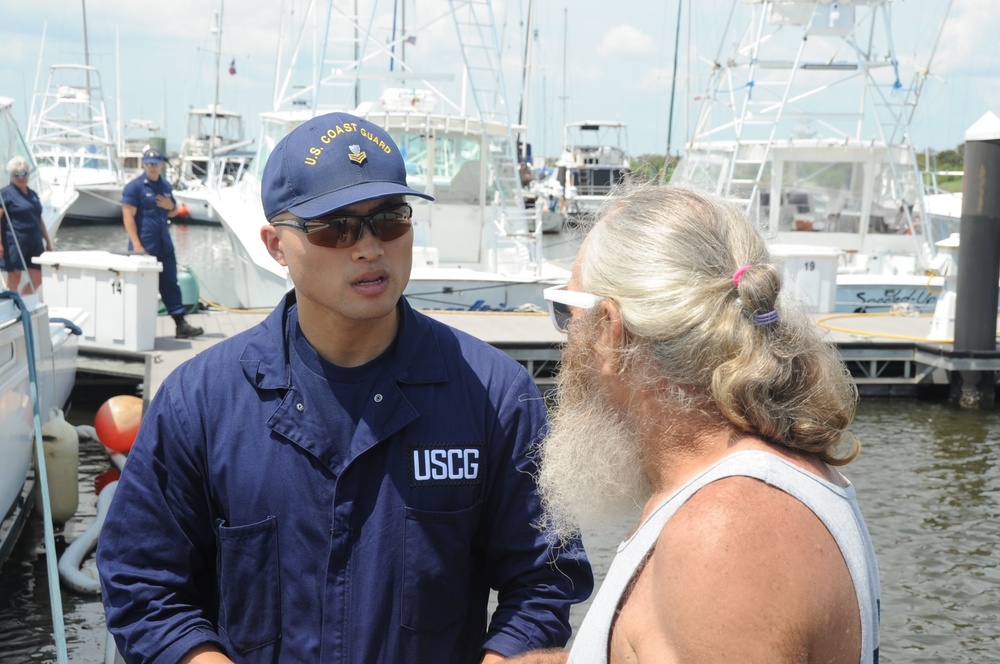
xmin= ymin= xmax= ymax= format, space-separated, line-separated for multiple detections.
xmin=98 ymin=293 xmax=593 ymax=663
xmin=120 ymin=173 xmax=187 ymax=316
xmin=0 ymin=183 xmax=45 ymax=272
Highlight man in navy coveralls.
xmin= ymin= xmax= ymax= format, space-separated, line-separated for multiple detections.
xmin=98 ymin=113 xmax=593 ymax=663
xmin=120 ymin=148 xmax=203 ymax=339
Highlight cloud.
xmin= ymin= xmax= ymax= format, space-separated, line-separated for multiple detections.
xmin=598 ymin=25 xmax=656 ymax=58
xmin=933 ymin=0 xmax=1000 ymax=76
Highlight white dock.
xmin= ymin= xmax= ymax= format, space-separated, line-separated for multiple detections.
xmin=72 ymin=307 xmax=1000 ymax=404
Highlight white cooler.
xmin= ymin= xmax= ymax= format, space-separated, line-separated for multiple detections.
xmin=35 ymin=251 xmax=163 ymax=352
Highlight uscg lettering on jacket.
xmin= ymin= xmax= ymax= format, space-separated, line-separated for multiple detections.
xmin=409 ymin=445 xmax=483 ymax=486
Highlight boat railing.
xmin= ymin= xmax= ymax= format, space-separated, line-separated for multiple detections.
xmin=492 ymin=205 xmax=545 ymax=277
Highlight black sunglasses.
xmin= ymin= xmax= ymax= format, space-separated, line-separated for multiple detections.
xmin=271 ymin=203 xmax=413 ymax=249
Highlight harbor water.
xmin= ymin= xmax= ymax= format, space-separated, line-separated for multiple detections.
xmin=0 ymin=221 xmax=998 ymax=661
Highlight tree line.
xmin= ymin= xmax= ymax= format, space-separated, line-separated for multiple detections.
xmin=620 ymin=146 xmax=965 ymax=191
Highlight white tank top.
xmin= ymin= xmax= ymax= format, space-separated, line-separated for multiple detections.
xmin=568 ymin=450 xmax=881 ymax=663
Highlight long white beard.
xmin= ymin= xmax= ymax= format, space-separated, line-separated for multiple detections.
xmin=536 ymin=340 xmax=652 ymax=545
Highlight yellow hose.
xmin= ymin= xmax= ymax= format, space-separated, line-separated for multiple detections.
xmin=198 ymin=295 xmax=272 ymax=315
xmin=816 ymin=311 xmax=1000 ymax=344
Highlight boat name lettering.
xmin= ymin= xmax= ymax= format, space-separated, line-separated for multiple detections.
xmin=410 ymin=446 xmax=482 ymax=485
xmin=854 ymin=288 xmax=937 ymax=306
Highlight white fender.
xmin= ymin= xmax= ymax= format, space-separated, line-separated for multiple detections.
xmin=58 ymin=481 xmax=117 ymax=595
xmin=40 ymin=408 xmax=80 ymax=524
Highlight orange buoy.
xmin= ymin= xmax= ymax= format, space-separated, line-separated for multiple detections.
xmin=94 ymin=395 xmax=144 ymax=454
xmin=177 ymin=204 xmax=190 ymax=218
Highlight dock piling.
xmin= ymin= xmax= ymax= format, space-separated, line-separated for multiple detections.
xmin=952 ymin=112 xmax=1000 ymax=408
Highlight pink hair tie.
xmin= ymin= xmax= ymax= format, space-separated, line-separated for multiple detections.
xmin=733 ymin=265 xmax=753 ymax=287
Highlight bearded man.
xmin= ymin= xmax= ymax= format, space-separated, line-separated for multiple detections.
xmin=534 ymin=185 xmax=881 ymax=664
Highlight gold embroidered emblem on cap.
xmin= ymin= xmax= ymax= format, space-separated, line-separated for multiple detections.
xmin=348 ymin=144 xmax=367 ymax=165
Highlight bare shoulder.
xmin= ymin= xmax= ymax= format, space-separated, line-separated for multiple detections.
xmin=631 ymin=476 xmax=860 ymax=662
xmin=664 ymin=474 xmax=829 ymax=554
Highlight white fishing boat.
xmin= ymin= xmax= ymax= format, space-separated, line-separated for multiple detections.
xmin=27 ymin=64 xmax=126 ymax=223
xmin=0 ymin=294 xmax=84 ymax=571
xmin=0 ymin=96 xmax=78 ymax=238
xmin=172 ymin=106 xmax=253 ymax=225
xmin=536 ymin=121 xmax=630 ymax=229
xmin=210 ymin=0 xmax=563 ymax=310
xmin=669 ymin=0 xmax=957 ymax=313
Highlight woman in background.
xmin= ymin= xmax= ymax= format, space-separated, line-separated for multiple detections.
xmin=0 ymin=156 xmax=52 ymax=294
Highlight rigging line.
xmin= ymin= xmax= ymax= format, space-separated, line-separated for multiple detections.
xmin=390 ymin=0 xmax=399 ymax=73
xmin=403 ymin=280 xmax=530 ymax=297
xmin=665 ymin=0 xmax=683 ymax=163
xmin=1 ymin=290 xmax=69 ymax=663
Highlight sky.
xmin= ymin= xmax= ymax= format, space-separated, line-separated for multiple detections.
xmin=3 ymin=0 xmax=998 ymax=162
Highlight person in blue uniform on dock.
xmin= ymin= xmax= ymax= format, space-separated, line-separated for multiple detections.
xmin=98 ymin=112 xmax=593 ymax=664
xmin=121 ymin=148 xmax=203 ymax=339
xmin=0 ymin=157 xmax=53 ymax=294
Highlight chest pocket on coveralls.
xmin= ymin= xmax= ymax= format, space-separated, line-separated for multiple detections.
xmin=217 ymin=516 xmax=282 ymax=653
xmin=402 ymin=500 xmax=482 ymax=633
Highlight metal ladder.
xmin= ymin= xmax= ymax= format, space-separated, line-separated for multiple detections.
xmin=695 ymin=2 xmax=928 ymax=232
xmin=448 ymin=0 xmax=534 ymax=236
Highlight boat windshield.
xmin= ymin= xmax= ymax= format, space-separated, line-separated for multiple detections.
xmin=250 ymin=119 xmax=297 ymax=183
xmin=390 ymin=131 xmax=487 ymax=202
xmin=0 ymin=108 xmax=37 ymax=172
xmin=187 ymin=112 xmax=244 ymax=146
xmin=674 ymin=146 xmax=935 ymax=242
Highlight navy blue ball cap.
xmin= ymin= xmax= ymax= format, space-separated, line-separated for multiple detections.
xmin=261 ymin=111 xmax=433 ymax=220
xmin=142 ymin=148 xmax=166 ymax=164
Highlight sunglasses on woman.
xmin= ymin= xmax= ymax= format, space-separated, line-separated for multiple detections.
xmin=12 ymin=171 xmax=29 ymax=178
xmin=270 ymin=203 xmax=413 ymax=249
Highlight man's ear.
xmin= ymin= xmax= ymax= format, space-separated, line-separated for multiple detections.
xmin=261 ymin=225 xmax=288 ymax=266
xmin=594 ymin=299 xmax=627 ymax=375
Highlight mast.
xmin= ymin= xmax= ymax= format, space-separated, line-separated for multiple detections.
xmin=661 ymin=0 xmax=683 ymax=184
xmin=115 ymin=27 xmax=123 ymax=160
xmin=560 ymin=8 xmax=567 ymax=143
xmin=400 ymin=0 xmax=407 ymax=76
xmin=82 ymin=0 xmax=93 ymax=124
xmin=517 ymin=0 xmax=535 ymax=163
xmin=354 ymin=0 xmax=361 ymax=105
xmin=272 ymin=0 xmax=288 ymax=111
xmin=390 ymin=0 xmax=399 ymax=72
xmin=28 ymin=23 xmax=48 ymax=141
xmin=210 ymin=1 xmax=224 ymax=168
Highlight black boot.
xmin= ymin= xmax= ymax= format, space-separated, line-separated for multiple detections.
xmin=173 ymin=315 xmax=204 ymax=339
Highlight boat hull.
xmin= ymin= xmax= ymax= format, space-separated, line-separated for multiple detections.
xmin=0 ymin=298 xmax=82 ymax=571
xmin=174 ymin=189 xmax=223 ymax=225
xmin=65 ymin=186 xmax=124 ymax=223
xmin=406 ymin=264 xmax=570 ymax=312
